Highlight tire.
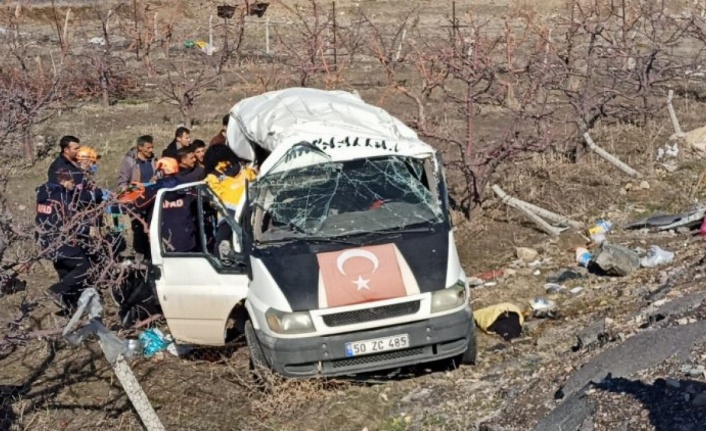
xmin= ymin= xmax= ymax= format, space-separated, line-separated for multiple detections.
xmin=244 ymin=320 xmax=271 ymax=385
xmin=452 ymin=320 xmax=478 ymax=368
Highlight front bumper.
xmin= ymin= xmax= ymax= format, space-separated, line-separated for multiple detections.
xmin=255 ymin=307 xmax=473 ymax=378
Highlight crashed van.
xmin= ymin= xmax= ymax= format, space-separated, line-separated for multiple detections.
xmin=147 ymin=88 xmax=476 ymax=377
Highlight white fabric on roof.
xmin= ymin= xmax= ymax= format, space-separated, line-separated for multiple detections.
xmin=226 ymin=88 xmax=434 ymax=176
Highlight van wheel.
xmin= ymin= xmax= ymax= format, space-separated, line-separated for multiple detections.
xmin=452 ymin=322 xmax=477 ymax=367
xmin=244 ymin=321 xmax=271 ymax=385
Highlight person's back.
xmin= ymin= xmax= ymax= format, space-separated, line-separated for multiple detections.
xmin=205 ymin=163 xmax=257 ymax=220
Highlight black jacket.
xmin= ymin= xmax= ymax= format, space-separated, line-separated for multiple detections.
xmin=47 ymin=155 xmax=83 ymax=185
xmin=177 ymin=166 xmax=205 ymax=184
xmin=35 ymin=182 xmax=88 ymax=259
xmin=161 ymin=140 xmax=178 ymax=159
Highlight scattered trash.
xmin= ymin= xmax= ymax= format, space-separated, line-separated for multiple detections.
xmin=184 ymin=39 xmax=196 ymax=48
xmin=575 ymin=247 xmax=593 ymax=267
xmin=196 ymin=41 xmax=219 ymax=55
xmin=546 ymin=268 xmax=586 ymax=284
xmin=545 ymin=283 xmax=564 ymax=294
xmin=530 ymin=297 xmax=558 ymax=318
xmin=516 ymin=247 xmax=539 ymax=263
xmin=588 ymin=219 xmax=612 ymax=243
xmin=166 ymin=342 xmax=193 ymax=357
xmin=473 ymin=303 xmax=525 ymax=341
xmin=533 ymin=269 xmax=541 ymax=276
xmin=656 ymin=142 xmax=679 ymax=161
xmin=139 ymin=328 xmax=171 ymax=358
xmin=88 ymin=36 xmax=106 ymax=45
xmin=640 ymin=245 xmax=675 ymax=268
xmin=680 ymin=364 xmax=705 ymax=378
xmin=483 ymin=281 xmax=498 ymax=287
xmin=467 ymin=277 xmax=485 ymax=287
xmin=700 ymin=217 xmax=706 ymax=236
xmin=627 ymin=207 xmax=706 ymax=231
xmin=592 ymin=243 xmax=641 ymax=276
xmin=475 ymin=269 xmax=505 ymax=281
xmin=639 ymin=180 xmax=651 ymax=190
xmin=569 ymin=286 xmax=584 ymax=295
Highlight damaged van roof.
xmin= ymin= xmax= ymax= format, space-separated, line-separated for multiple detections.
xmin=226 ymin=88 xmax=435 ymax=176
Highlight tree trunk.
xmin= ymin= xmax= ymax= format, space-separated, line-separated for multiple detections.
xmin=22 ymin=127 xmax=34 ymax=165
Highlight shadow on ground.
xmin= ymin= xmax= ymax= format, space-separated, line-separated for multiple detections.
xmin=595 ymin=376 xmax=706 ymax=431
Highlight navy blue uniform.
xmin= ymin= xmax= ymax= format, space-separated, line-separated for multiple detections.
xmin=35 ymin=182 xmax=91 ymax=312
xmin=47 ymin=156 xmax=83 ymax=185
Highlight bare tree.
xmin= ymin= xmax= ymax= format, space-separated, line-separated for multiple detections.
xmin=157 ymin=59 xmax=220 ymax=128
xmin=0 ymin=12 xmax=66 ymax=164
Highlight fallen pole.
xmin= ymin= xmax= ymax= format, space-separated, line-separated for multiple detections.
xmin=492 ymin=185 xmax=566 ymax=236
xmin=582 ymin=132 xmax=641 ymax=178
xmin=492 ymin=185 xmax=583 ymax=229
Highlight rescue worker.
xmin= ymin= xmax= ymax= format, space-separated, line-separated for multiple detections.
xmin=36 ymin=168 xmax=91 ymax=315
xmin=47 ymin=135 xmax=83 ymax=185
xmin=203 ymin=145 xmax=257 ymax=262
xmin=76 ymin=147 xmax=125 ymax=260
xmin=176 ymin=145 xmax=204 ymax=183
xmin=130 ymin=158 xmax=185 ymax=256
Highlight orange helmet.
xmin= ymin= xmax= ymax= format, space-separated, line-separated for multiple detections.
xmin=76 ymin=146 xmax=99 ymax=163
xmin=156 ymin=157 xmax=179 ymax=175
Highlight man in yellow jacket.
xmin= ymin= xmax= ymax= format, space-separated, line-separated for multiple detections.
xmin=202 ymin=145 xmax=257 ymax=263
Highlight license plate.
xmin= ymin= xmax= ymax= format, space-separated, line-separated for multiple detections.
xmin=345 ymin=334 xmax=409 ymax=357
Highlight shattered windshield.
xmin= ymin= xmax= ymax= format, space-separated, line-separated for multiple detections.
xmin=250 ymin=156 xmax=443 ymax=243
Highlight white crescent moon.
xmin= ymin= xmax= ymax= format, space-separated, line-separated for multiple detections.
xmin=336 ymin=249 xmax=379 ymax=275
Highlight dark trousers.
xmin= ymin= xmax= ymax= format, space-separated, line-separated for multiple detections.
xmin=50 ymin=254 xmax=91 ymax=310
xmin=130 ymin=216 xmax=151 ymax=260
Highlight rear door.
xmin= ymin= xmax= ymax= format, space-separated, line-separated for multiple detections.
xmin=149 ymin=183 xmax=249 ymax=345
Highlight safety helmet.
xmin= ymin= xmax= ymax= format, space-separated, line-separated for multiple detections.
xmin=76 ymin=146 xmax=99 ymax=163
xmin=155 ymin=157 xmax=179 ymax=175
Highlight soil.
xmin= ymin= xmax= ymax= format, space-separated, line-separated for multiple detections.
xmin=3 ymin=1 xmax=706 ymax=430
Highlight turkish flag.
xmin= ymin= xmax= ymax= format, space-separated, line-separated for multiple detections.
xmin=317 ymin=243 xmax=407 ymax=308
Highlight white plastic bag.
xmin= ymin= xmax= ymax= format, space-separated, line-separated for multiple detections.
xmin=640 ymin=245 xmax=675 ymax=268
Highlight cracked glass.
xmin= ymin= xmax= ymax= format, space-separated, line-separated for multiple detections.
xmin=249 ymin=147 xmax=443 ymax=244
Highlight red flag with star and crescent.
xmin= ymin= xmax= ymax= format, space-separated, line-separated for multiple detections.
xmin=317 ymin=243 xmax=407 ymax=308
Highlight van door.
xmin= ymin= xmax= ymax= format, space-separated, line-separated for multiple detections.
xmin=149 ymin=183 xmax=249 ymax=346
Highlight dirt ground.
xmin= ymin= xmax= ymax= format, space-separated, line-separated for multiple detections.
xmin=3 ymin=0 xmax=706 ymax=430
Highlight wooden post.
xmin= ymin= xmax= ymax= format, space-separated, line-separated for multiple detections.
xmin=209 ymin=15 xmax=213 ymax=48
xmin=667 ymin=89 xmax=684 ymax=136
xmin=452 ymin=1 xmax=457 ymax=57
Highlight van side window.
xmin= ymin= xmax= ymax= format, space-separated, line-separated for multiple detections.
xmin=159 ymin=185 xmax=246 ymax=274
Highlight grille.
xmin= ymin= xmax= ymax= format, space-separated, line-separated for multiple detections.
xmin=322 ymin=301 xmax=421 ymax=327
xmin=330 ymin=347 xmax=426 ymax=369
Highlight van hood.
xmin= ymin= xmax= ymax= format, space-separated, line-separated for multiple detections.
xmin=256 ymin=230 xmax=449 ymax=311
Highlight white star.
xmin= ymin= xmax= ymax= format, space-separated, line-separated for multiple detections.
xmin=352 ymin=275 xmax=370 ymax=291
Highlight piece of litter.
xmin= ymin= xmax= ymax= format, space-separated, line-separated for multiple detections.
xmin=569 ymin=287 xmax=584 ymax=295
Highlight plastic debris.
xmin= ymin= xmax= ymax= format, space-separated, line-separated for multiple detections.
xmin=530 ymin=297 xmax=558 ymax=318
xmin=545 ymin=283 xmax=564 ymax=294
xmin=139 ymin=328 xmax=171 ymax=358
xmin=546 ymin=268 xmax=586 ymax=284
xmin=569 ymin=287 xmax=584 ymax=295
xmin=640 ymin=245 xmax=675 ymax=268
xmin=588 ymin=219 xmax=612 ymax=244
xmin=576 ymin=247 xmax=592 ymax=267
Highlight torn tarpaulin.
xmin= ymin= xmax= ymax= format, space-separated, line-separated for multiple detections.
xmin=63 ymin=288 xmax=141 ymax=364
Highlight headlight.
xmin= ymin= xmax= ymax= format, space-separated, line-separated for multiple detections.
xmin=265 ymin=308 xmax=315 ymax=334
xmin=430 ymin=280 xmax=467 ymax=313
